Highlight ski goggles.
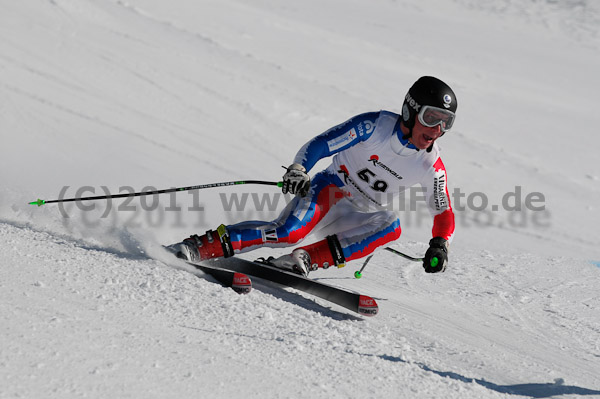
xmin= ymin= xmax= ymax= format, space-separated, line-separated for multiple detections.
xmin=417 ymin=105 xmax=456 ymax=132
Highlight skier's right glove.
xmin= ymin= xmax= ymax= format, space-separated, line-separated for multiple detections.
xmin=423 ymin=237 xmax=448 ymax=273
xmin=282 ymin=163 xmax=311 ymax=197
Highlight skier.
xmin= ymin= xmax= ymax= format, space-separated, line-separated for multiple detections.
xmin=168 ymin=76 xmax=457 ymax=277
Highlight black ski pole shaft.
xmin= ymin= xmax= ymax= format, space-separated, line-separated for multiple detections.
xmin=384 ymin=247 xmax=423 ymax=262
xmin=29 ymin=180 xmax=283 ymax=207
xmin=386 ymin=247 xmax=441 ymax=269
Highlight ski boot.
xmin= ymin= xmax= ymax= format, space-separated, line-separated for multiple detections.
xmin=258 ymin=248 xmax=312 ymax=277
xmin=258 ymin=235 xmax=345 ymax=277
xmin=167 ymin=224 xmax=234 ymax=263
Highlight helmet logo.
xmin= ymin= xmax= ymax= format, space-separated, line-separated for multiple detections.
xmin=405 ymin=93 xmax=421 ymax=112
xmin=443 ymin=94 xmax=452 ymax=109
xmin=402 ymin=104 xmax=410 ymax=121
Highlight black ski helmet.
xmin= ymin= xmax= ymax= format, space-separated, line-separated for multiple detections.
xmin=401 ymin=76 xmax=458 ymax=133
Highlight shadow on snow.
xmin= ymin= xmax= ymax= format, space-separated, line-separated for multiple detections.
xmin=378 ymin=354 xmax=600 ymax=398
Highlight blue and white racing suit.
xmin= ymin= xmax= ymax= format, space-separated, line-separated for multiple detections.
xmin=227 ymin=110 xmax=455 ymax=262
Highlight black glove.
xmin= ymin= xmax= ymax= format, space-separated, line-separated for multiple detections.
xmin=282 ymin=163 xmax=311 ymax=197
xmin=423 ymin=237 xmax=448 ymax=273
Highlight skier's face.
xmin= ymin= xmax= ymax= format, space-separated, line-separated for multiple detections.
xmin=410 ymin=119 xmax=443 ymax=150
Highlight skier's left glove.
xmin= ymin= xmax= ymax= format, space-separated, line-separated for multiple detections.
xmin=423 ymin=237 xmax=448 ymax=273
xmin=282 ymin=163 xmax=311 ymax=197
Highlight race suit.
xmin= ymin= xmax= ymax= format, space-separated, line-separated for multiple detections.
xmin=227 ymin=110 xmax=455 ymax=262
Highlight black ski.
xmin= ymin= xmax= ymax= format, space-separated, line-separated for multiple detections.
xmin=204 ymin=257 xmax=378 ymax=316
xmin=186 ymin=261 xmax=252 ymax=294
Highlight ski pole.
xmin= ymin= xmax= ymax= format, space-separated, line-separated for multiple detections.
xmin=353 ymin=254 xmax=374 ymax=279
xmin=354 ymin=247 xmax=425 ymax=279
xmin=384 ymin=247 xmax=423 ymax=262
xmin=384 ymin=246 xmax=444 ymax=269
xmin=29 ymin=180 xmax=283 ymax=207
xmin=384 ymin=247 xmax=442 ymax=270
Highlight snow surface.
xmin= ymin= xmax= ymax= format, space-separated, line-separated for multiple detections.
xmin=1 ymin=0 xmax=600 ymax=398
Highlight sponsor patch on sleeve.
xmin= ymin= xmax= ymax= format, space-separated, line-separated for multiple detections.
xmin=327 ymin=128 xmax=358 ymax=152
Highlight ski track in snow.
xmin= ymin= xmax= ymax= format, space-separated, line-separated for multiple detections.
xmin=1 ymin=0 xmax=600 ymax=398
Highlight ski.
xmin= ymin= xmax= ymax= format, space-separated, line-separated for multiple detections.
xmin=186 ymin=261 xmax=252 ymax=295
xmin=204 ymin=257 xmax=378 ymax=316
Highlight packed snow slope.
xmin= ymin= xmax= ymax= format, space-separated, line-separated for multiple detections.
xmin=1 ymin=0 xmax=599 ymax=398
